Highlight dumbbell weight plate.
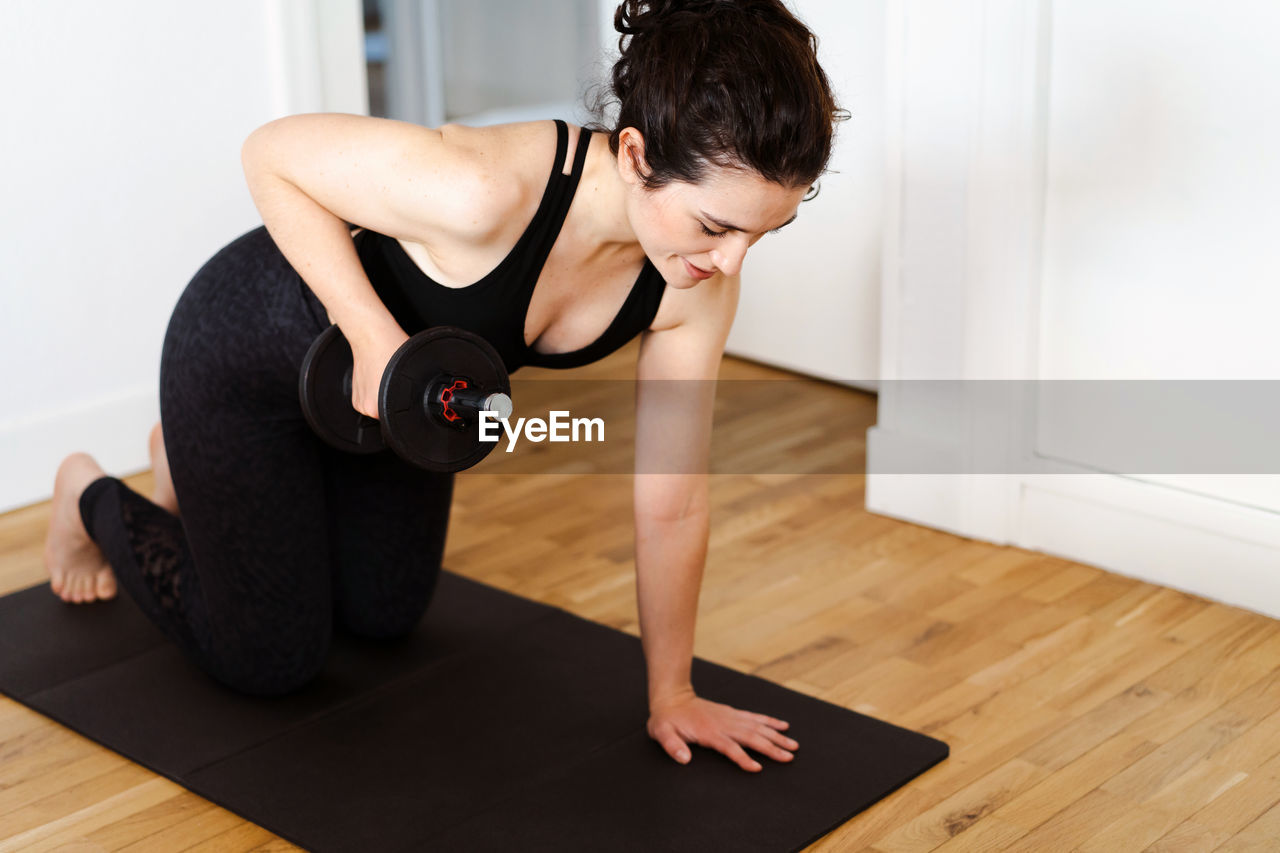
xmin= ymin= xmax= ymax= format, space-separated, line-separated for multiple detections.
xmin=378 ymin=327 xmax=510 ymax=472
xmin=298 ymin=325 xmax=387 ymax=455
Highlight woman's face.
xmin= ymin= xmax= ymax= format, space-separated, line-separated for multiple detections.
xmin=619 ymin=134 xmax=808 ymax=289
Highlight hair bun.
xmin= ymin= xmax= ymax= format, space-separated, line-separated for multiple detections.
xmin=615 ymin=0 xmax=739 ymax=37
xmin=592 ymin=0 xmax=842 ymax=191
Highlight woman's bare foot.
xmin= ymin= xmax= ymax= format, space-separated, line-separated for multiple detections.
xmin=43 ymin=453 xmax=117 ymax=603
xmin=149 ymin=422 xmax=179 ymax=515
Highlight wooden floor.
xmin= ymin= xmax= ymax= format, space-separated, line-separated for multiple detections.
xmin=3 ymin=342 xmax=1280 ymax=852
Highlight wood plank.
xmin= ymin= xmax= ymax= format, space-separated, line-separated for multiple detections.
xmin=996 ymin=731 xmax=1157 ymax=830
xmin=179 ymin=821 xmax=282 ymax=853
xmin=1 ymin=345 xmax=1279 ymax=850
xmin=1214 ymin=798 xmax=1280 ymax=852
xmin=0 ymin=777 xmax=181 ymax=853
xmin=867 ymin=759 xmax=1047 ymax=852
xmin=1175 ymin=734 xmax=1280 ymax=835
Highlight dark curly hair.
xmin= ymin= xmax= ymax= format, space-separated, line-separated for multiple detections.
xmin=589 ymin=0 xmax=844 ymax=192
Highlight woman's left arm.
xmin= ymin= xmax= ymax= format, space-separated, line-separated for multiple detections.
xmin=633 ymin=273 xmax=798 ymax=772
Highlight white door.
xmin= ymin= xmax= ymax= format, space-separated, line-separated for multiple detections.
xmin=727 ymin=0 xmax=886 ymax=390
xmin=868 ymin=0 xmax=1280 ymax=618
xmin=1037 ymin=0 xmax=1280 ymax=514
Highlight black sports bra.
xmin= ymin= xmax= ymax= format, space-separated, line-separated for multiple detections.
xmin=352 ymin=120 xmax=667 ymax=373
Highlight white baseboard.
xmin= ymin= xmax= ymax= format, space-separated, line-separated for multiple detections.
xmin=867 ymin=427 xmax=1280 ymax=619
xmin=1016 ymin=476 xmax=1280 ymax=619
xmin=0 ymin=389 xmax=158 ymax=513
xmin=724 ymin=343 xmax=880 ymax=393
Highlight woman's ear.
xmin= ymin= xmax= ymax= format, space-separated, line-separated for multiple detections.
xmin=616 ymin=127 xmax=650 ymax=186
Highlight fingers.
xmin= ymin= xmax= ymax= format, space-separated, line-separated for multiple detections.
xmin=743 ymin=729 xmax=795 ymax=763
xmin=711 ymin=736 xmax=762 ymax=772
xmin=649 ymin=703 xmax=796 ymax=772
xmin=756 ymin=724 xmax=799 ymax=753
xmin=746 ymin=711 xmax=790 ymax=731
xmin=683 ymin=730 xmax=797 ymax=771
xmin=652 ymin=722 xmax=692 ymax=765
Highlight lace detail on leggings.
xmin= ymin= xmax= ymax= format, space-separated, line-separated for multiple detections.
xmin=120 ymin=497 xmax=187 ymax=618
xmin=72 ymin=226 xmax=452 ymax=695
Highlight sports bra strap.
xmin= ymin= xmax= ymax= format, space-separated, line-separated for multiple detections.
xmin=510 ymin=121 xmax=595 ymax=319
xmin=567 ymin=118 xmax=592 ymax=178
xmin=550 ymin=118 xmax=569 ymax=177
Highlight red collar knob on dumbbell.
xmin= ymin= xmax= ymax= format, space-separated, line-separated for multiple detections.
xmin=299 ymin=325 xmax=512 ymax=472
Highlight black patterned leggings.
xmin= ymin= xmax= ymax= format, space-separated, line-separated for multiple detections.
xmin=79 ymin=226 xmax=453 ymax=696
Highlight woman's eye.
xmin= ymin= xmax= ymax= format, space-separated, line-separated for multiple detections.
xmin=700 ymin=223 xmax=727 ymax=238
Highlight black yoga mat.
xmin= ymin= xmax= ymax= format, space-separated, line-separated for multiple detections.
xmin=0 ymin=571 xmax=947 ymax=852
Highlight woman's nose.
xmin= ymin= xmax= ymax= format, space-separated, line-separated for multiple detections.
xmin=710 ymin=238 xmax=750 ymax=277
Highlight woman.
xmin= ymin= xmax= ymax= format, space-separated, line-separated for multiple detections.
xmin=42 ymin=0 xmax=841 ymax=774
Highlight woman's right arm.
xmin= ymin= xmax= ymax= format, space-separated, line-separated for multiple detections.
xmin=239 ymin=113 xmax=512 ymax=417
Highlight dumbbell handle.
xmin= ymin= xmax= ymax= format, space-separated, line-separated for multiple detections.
xmin=344 ymin=367 xmax=511 ymax=427
xmin=429 ymin=379 xmax=513 ymax=426
xmin=448 ymin=389 xmax=514 ymax=421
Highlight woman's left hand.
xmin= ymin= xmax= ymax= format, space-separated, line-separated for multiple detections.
xmin=647 ymin=689 xmax=798 ymax=771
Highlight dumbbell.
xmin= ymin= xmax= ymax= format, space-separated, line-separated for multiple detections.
xmin=299 ymin=325 xmax=513 ymax=472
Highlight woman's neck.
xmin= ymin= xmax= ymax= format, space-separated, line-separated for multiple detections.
xmin=572 ymin=133 xmax=643 ymax=257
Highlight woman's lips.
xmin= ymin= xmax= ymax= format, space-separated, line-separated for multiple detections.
xmin=683 ymin=258 xmax=715 ymax=280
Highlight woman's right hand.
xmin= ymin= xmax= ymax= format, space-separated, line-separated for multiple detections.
xmin=349 ymin=326 xmax=410 ymax=419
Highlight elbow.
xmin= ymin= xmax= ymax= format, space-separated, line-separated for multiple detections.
xmin=637 ymin=504 xmax=710 ymax=526
xmin=240 ymin=122 xmax=272 ymax=170
xmin=635 ymin=477 xmax=710 ymax=524
xmin=240 ymin=119 xmax=283 ymax=177
xmin=240 ymin=130 xmax=261 ymax=180
xmin=637 ymin=503 xmax=684 ymax=525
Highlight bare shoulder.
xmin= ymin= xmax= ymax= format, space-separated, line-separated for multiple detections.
xmin=637 ymin=272 xmax=741 ymax=380
xmin=438 ymin=120 xmax=563 ymax=170
xmin=242 ymin=114 xmax=563 ymax=247
xmin=425 ymin=120 xmax=584 ymax=249
xmin=433 ymin=120 xmax=562 ymax=209
xmin=418 ymin=120 xmax=565 ymax=242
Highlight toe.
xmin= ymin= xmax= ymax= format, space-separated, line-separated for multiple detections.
xmin=96 ymin=569 xmax=117 ymax=600
xmin=83 ymin=573 xmax=100 ymax=603
xmin=49 ymin=567 xmax=64 ymax=595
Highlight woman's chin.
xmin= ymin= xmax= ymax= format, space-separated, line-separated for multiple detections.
xmin=655 ymin=258 xmax=713 ymax=289
xmin=661 ymin=271 xmax=703 ymax=290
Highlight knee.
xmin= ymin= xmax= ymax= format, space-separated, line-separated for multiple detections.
xmin=337 ymin=575 xmax=439 ymax=640
xmin=338 ymin=597 xmax=430 ymax=640
xmin=205 ymin=628 xmax=331 ymax=697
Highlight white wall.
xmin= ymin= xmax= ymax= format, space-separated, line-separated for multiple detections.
xmin=868 ymin=0 xmax=1280 ymax=618
xmin=726 ymin=0 xmax=884 ymax=389
xmin=381 ymin=0 xmax=600 ymax=130
xmin=441 ymin=0 xmax=598 ymax=121
xmin=1037 ymin=0 xmax=1280 ymax=512
xmin=0 ymin=0 xmax=366 ymax=512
